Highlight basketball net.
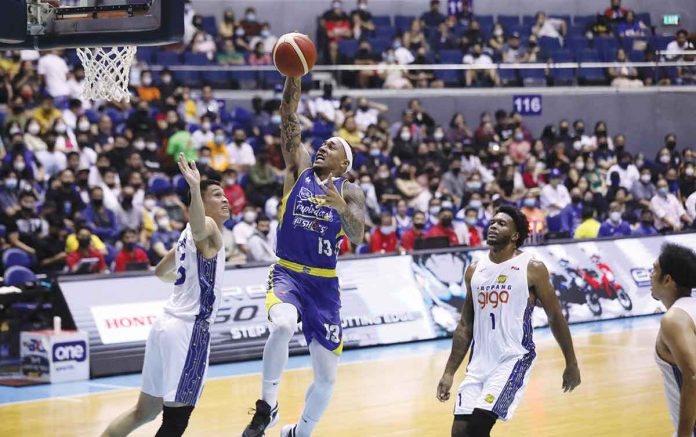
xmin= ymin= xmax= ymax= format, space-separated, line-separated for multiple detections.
xmin=77 ymin=46 xmax=137 ymax=102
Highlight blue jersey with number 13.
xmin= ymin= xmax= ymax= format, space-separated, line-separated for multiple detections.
xmin=275 ymin=168 xmax=346 ymax=270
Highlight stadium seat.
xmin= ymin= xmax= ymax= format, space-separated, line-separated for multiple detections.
xmin=338 ymin=39 xmax=359 ymax=58
xmin=372 ymin=15 xmax=391 ymax=28
xmin=438 ymin=49 xmax=462 ymax=64
xmin=3 ymin=248 xmax=33 ymax=269
xmin=155 ymin=51 xmax=181 ymax=66
xmin=394 ymin=15 xmax=416 ymax=33
xmin=184 ymin=52 xmax=211 ymax=65
xmin=201 ymin=16 xmax=218 ymax=37
xmin=520 ymin=68 xmax=547 ymax=86
xmin=3 ymin=266 xmax=36 ymax=286
xmin=497 ymin=15 xmax=520 ymax=29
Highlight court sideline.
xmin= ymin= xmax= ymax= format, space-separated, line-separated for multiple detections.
xmin=0 ymin=315 xmax=673 ymax=436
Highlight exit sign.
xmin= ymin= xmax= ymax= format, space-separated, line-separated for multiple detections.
xmin=663 ymin=14 xmax=680 ymax=26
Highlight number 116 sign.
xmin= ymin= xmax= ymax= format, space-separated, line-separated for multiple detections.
xmin=512 ymin=95 xmax=542 ymax=116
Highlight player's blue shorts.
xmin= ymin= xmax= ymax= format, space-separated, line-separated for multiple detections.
xmin=265 ymin=260 xmax=343 ymax=355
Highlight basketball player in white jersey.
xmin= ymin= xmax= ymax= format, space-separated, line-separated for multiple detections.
xmin=102 ymin=153 xmax=229 ymax=437
xmin=651 ymin=243 xmax=696 ymax=437
xmin=436 ymin=206 xmax=581 ymax=437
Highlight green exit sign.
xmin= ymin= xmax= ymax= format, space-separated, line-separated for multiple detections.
xmin=663 ymin=14 xmax=680 ymax=26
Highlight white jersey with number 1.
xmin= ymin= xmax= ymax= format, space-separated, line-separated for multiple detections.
xmin=454 ymin=251 xmax=536 ymax=421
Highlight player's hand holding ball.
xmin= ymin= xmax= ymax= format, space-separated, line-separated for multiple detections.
xmin=273 ymin=32 xmax=317 ymax=77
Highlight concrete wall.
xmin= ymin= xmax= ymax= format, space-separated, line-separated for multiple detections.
xmin=223 ymin=87 xmax=696 ymax=158
xmin=191 ymin=0 xmax=692 ymax=38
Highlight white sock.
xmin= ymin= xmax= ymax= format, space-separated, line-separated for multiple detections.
xmin=295 ymin=342 xmax=338 ymax=437
xmin=261 ymin=304 xmax=298 ymax=408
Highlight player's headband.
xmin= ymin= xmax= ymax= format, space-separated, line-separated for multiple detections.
xmin=329 ymin=136 xmax=353 ymax=174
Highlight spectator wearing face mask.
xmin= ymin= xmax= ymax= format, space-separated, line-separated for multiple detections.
xmin=598 ymin=201 xmax=631 ymax=238
xmin=234 ymin=206 xmax=258 ymax=254
xmin=369 ymin=211 xmax=399 ymax=254
xmin=149 ymin=208 xmax=179 ymax=264
xmin=114 ymin=228 xmax=149 ymax=272
xmin=651 ymin=179 xmax=692 ymax=232
xmin=461 ymin=207 xmax=482 ymax=247
xmin=424 ymin=207 xmax=459 ymax=246
xmin=66 ymin=224 xmax=109 ymax=274
xmin=401 ymin=211 xmax=426 ymax=252
xmin=632 ymin=208 xmax=659 ymax=236
xmin=246 ymin=215 xmax=277 ymax=263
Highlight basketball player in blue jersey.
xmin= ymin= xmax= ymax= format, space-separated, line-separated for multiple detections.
xmin=651 ymin=243 xmax=696 ymax=437
xmin=242 ymin=76 xmax=366 ymax=437
xmin=436 ymin=206 xmax=581 ymax=437
xmin=102 ymin=154 xmax=229 ymax=437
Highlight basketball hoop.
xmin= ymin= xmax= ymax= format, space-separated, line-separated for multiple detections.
xmin=76 ymin=45 xmax=137 ymax=102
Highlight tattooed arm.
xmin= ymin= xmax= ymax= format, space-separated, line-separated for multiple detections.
xmin=337 ymin=183 xmax=366 ymax=245
xmin=280 ymin=76 xmax=311 ymax=189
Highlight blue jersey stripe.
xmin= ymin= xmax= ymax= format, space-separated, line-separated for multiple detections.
xmin=174 ymin=253 xmax=217 ymax=405
xmin=491 ymin=303 xmax=537 ymax=418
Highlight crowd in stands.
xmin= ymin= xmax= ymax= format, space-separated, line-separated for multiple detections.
xmin=0 ymin=1 xmax=694 ymax=278
xmin=51 ymin=0 xmax=696 ymax=90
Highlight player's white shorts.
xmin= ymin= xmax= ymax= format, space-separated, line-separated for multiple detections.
xmin=454 ymin=354 xmax=535 ymax=421
xmin=141 ymin=314 xmax=211 ymax=405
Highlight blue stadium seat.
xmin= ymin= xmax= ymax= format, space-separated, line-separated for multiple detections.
xmin=174 ymin=70 xmax=201 ymax=87
xmin=184 ymin=52 xmax=211 ymax=65
xmin=202 ymin=70 xmax=230 ymax=87
xmin=573 ymin=15 xmax=595 ymax=28
xmin=3 ymin=248 xmax=32 ymax=268
xmin=522 ymin=15 xmax=536 ymax=27
xmin=520 ymin=68 xmax=546 ymax=86
xmin=230 ymin=71 xmax=259 ymax=89
xmin=394 ymin=15 xmax=416 ymax=33
xmin=201 ymin=16 xmax=218 ymax=37
xmin=136 ymin=46 xmax=157 ymax=63
xmin=3 ymin=266 xmax=36 ymax=286
xmin=261 ymin=71 xmax=284 ymax=89
xmin=155 ymin=52 xmax=181 ymax=66
xmin=650 ymin=35 xmax=672 ymax=51
xmin=635 ymin=12 xmax=651 ymax=27
xmin=368 ymin=37 xmax=391 ymax=55
xmin=474 ymin=15 xmax=494 ymax=28
xmin=438 ymin=49 xmax=462 ymax=64
xmin=497 ymin=15 xmax=520 ymax=29
xmin=498 ymin=68 xmax=519 ymax=86
xmin=434 ymin=69 xmax=462 ymax=87
xmin=372 ymin=15 xmax=392 ymax=28
xmin=374 ymin=26 xmax=396 ymax=40
xmin=338 ymin=39 xmax=359 ymax=58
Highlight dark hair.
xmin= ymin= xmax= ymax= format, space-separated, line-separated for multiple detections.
xmin=658 ymin=243 xmax=696 ymax=291
xmin=187 ymin=179 xmax=222 ymax=205
xmin=494 ymin=205 xmax=529 ymax=248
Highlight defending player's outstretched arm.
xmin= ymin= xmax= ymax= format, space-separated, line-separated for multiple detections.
xmin=530 ymin=259 xmax=581 ymax=393
xmin=279 ymin=76 xmax=311 ymax=181
xmin=437 ymin=262 xmax=477 ymax=402
xmin=177 ymin=153 xmax=219 ymax=246
xmin=660 ymin=310 xmax=696 ymax=436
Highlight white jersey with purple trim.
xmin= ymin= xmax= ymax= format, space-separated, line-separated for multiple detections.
xmin=467 ymin=251 xmax=536 ymax=379
xmin=655 ymin=296 xmax=696 ymax=437
xmin=162 ymin=224 xmax=226 ymax=324
xmin=453 ymin=251 xmax=537 ymax=421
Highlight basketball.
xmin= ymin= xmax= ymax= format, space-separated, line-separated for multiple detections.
xmin=272 ymin=32 xmax=317 ymax=78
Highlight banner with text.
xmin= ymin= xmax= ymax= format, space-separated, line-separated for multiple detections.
xmin=59 ymin=234 xmax=695 ymax=377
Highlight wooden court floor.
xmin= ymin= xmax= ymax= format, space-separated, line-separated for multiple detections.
xmin=0 ymin=323 xmax=674 ymax=436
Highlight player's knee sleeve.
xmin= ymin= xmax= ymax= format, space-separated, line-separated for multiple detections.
xmin=466 ymin=409 xmax=496 ymax=437
xmin=154 ymin=405 xmax=194 ymax=437
xmin=269 ymin=304 xmax=298 ymax=337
